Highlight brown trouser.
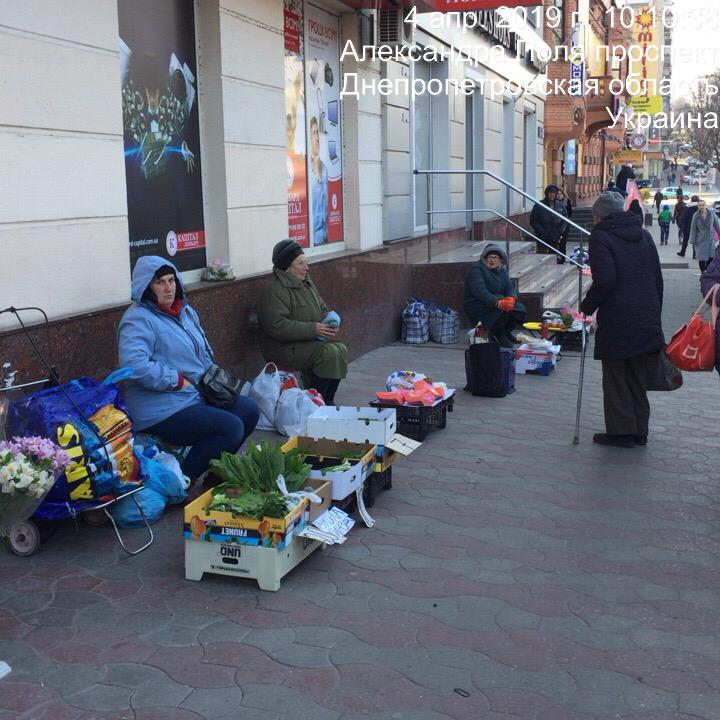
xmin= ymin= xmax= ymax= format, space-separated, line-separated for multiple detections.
xmin=601 ymin=355 xmax=651 ymax=436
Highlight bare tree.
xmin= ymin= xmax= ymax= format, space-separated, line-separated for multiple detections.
xmin=673 ymin=72 xmax=720 ymax=171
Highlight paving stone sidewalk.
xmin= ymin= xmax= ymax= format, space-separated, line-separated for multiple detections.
xmin=1 ymin=265 xmax=719 ymax=720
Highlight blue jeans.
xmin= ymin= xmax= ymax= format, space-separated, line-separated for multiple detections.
xmin=145 ymin=395 xmax=260 ymax=479
xmin=659 ymin=223 xmax=669 ymax=244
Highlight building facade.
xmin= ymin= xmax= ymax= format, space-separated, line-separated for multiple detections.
xmin=1 ymin=1 xmax=548 ymax=381
xmin=542 ymin=0 xmax=631 ymax=201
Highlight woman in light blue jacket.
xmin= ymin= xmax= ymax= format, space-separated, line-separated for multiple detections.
xmin=118 ymin=256 xmax=259 ymax=483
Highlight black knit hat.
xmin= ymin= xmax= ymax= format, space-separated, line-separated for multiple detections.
xmin=272 ymin=239 xmax=304 ymax=271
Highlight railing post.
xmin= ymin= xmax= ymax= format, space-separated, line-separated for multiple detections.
xmin=505 ymin=184 xmax=511 ymax=272
xmin=426 ymin=173 xmax=432 ymax=263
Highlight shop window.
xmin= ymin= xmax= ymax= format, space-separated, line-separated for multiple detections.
xmin=284 ymin=1 xmax=344 ymax=252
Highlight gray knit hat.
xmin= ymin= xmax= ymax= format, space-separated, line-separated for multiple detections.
xmin=592 ymin=191 xmax=625 ymax=219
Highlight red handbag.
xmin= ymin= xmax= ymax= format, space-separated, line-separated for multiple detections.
xmin=665 ymin=284 xmax=719 ymax=371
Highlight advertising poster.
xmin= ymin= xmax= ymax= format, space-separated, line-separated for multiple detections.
xmin=627 ymin=5 xmax=663 ymax=115
xmin=118 ymin=0 xmax=206 ymax=271
xmin=284 ymin=0 xmax=309 ymax=248
xmin=305 ymin=5 xmax=343 ymax=246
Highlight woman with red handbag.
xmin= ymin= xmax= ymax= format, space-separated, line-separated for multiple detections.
xmin=700 ymin=247 xmax=720 ymax=374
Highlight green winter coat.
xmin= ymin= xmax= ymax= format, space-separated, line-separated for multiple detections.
xmin=256 ymin=268 xmax=347 ymax=379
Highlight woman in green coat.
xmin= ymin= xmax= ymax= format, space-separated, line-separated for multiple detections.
xmin=257 ymin=240 xmax=347 ymax=404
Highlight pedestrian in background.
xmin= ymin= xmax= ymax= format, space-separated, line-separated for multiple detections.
xmin=678 ymin=195 xmax=700 ymax=258
xmin=628 ymin=199 xmax=644 ymax=221
xmin=529 ymin=184 xmax=566 ymax=257
xmin=615 ymin=163 xmax=636 ymax=196
xmin=658 ymin=204 xmax=671 ymax=245
xmin=653 ymin=190 xmax=664 ymax=214
xmin=581 ymin=192 xmax=664 ymax=448
xmin=689 ymin=199 xmax=720 ymax=272
xmin=554 ymin=187 xmax=572 ymax=264
xmin=673 ymin=195 xmax=686 ymax=243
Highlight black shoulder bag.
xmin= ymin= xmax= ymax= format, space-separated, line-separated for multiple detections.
xmin=197 ymin=364 xmax=244 ymax=409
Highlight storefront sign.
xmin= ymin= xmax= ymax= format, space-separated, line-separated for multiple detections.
xmin=284 ymin=0 xmax=309 ymax=247
xmin=305 ymin=5 xmax=344 ymax=247
xmin=629 ymin=133 xmax=647 ymax=150
xmin=564 ymin=140 xmax=576 ymax=176
xmin=118 ymin=0 xmax=206 ymax=271
xmin=568 ymin=27 xmax=584 ymax=97
xmin=611 ymin=150 xmax=643 ymax=165
xmin=627 ymin=5 xmax=662 ymax=116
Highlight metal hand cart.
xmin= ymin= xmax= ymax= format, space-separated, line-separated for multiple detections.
xmin=6 ymin=486 xmax=154 ymax=557
xmin=0 ymin=306 xmax=155 ymax=557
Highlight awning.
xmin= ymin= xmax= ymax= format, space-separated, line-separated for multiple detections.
xmin=416 ymin=1 xmax=540 ymax=9
xmin=342 ymin=1 xmax=539 ymax=10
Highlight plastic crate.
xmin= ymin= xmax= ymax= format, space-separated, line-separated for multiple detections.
xmin=551 ymin=330 xmax=584 ymax=352
xmin=363 ymin=467 xmax=392 ymax=508
xmin=370 ymin=395 xmax=454 ymax=442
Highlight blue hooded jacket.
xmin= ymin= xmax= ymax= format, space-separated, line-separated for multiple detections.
xmin=117 ymin=256 xmax=214 ymax=430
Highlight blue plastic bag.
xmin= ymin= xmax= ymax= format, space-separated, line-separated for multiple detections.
xmin=136 ymin=451 xmax=187 ymax=505
xmin=8 ymin=377 xmax=143 ymax=502
xmin=109 ymin=486 xmax=166 ymax=528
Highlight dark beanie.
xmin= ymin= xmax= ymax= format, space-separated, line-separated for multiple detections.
xmin=272 ymin=239 xmax=304 ymax=271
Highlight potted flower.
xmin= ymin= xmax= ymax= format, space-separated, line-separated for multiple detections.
xmin=0 ymin=436 xmax=70 ymax=535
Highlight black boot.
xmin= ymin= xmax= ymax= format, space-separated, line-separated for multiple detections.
xmin=323 ymin=379 xmax=341 ymax=405
xmin=307 ymin=372 xmax=330 ymax=401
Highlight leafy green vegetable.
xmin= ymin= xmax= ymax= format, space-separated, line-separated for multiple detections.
xmin=207 ymin=489 xmax=290 ymax=519
xmin=208 ymin=441 xmax=311 ymax=494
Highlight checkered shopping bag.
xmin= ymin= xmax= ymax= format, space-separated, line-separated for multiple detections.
xmin=401 ymin=301 xmax=429 ymax=344
xmin=429 ymin=307 xmax=460 ymax=344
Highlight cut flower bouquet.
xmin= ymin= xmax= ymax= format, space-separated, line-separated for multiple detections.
xmin=0 ymin=436 xmax=70 ymax=534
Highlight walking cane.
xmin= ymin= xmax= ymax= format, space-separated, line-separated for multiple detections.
xmin=573 ymin=319 xmax=589 ymax=445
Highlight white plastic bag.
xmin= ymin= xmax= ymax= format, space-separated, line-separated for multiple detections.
xmin=153 ymin=450 xmax=191 ymax=491
xmin=249 ymin=363 xmax=282 ymax=430
xmin=275 ymin=387 xmax=324 ymax=437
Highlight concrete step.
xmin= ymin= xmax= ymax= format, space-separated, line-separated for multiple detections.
xmin=543 ymin=270 xmax=592 ymax=312
xmin=518 ymin=262 xmax=588 ymax=320
xmin=424 ymin=240 xmax=534 ymax=265
xmin=508 ymin=253 xmax=557 ymax=289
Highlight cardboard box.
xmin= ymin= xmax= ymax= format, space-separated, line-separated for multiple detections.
xmin=306 ymin=406 xmax=421 ymax=462
xmin=185 ymin=535 xmax=320 ymax=591
xmin=183 ymin=489 xmax=309 ymax=550
xmin=307 ymin=406 xmax=397 ymax=445
xmin=303 ymin=478 xmax=332 ymax=522
xmin=281 ymin=436 xmax=375 ymax=500
xmin=515 ymin=344 xmax=560 ymax=375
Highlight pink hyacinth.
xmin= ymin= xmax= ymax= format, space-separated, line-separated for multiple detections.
xmin=0 ymin=436 xmax=70 ymax=472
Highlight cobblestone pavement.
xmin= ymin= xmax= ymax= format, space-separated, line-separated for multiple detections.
xmin=1 ymin=266 xmax=719 ymax=720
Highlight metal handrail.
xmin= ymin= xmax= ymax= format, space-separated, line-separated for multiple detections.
xmin=414 ymin=168 xmax=592 ymax=239
xmin=414 ymin=166 xmax=591 ymax=316
xmin=426 ymin=208 xmax=585 ymax=269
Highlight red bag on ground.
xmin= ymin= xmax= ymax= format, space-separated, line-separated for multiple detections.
xmin=665 ymin=284 xmax=719 ymax=371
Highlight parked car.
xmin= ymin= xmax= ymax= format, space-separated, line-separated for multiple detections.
xmin=636 ymin=179 xmax=652 ymax=189
xmin=659 ymin=186 xmax=686 ymax=198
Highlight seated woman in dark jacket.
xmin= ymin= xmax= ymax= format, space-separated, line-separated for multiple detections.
xmin=463 ymin=244 xmax=526 ymax=348
xmin=257 ymin=240 xmax=347 ymax=404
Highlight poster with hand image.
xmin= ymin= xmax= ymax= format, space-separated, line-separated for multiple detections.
xmin=305 ymin=5 xmax=343 ymax=247
xmin=119 ymin=0 xmax=206 ymax=271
